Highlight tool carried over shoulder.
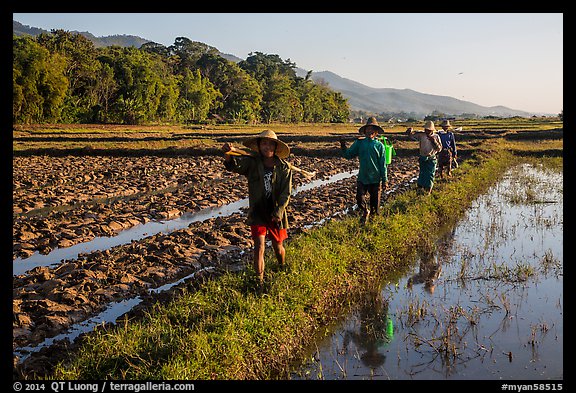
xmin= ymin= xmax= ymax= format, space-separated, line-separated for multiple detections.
xmin=225 ymin=145 xmax=317 ymax=178
xmin=224 ymin=145 xmax=259 ymax=157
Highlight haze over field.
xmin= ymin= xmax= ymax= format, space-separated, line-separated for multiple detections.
xmin=13 ymin=12 xmax=563 ymax=115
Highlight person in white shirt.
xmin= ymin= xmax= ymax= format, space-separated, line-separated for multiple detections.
xmin=406 ymin=120 xmax=443 ymax=195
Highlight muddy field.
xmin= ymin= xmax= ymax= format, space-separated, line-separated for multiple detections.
xmin=13 ymin=125 xmax=564 ymax=377
xmin=13 ymin=135 xmax=430 ymax=375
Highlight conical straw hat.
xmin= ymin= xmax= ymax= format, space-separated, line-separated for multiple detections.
xmin=242 ymin=130 xmax=290 ymax=159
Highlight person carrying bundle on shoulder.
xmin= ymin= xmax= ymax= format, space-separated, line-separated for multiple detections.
xmin=339 ymin=117 xmax=388 ymax=225
xmin=437 ymin=119 xmax=458 ymax=178
xmin=221 ymin=130 xmax=292 ymax=288
xmin=406 ymin=120 xmax=443 ymax=195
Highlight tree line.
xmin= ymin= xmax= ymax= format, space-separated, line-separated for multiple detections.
xmin=13 ymin=30 xmax=350 ymax=125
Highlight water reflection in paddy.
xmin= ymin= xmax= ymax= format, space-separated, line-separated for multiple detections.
xmin=292 ymin=163 xmax=563 ymax=380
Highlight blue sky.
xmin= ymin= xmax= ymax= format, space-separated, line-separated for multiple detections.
xmin=13 ymin=13 xmax=563 ymax=115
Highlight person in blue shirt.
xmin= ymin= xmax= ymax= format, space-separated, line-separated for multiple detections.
xmin=340 ymin=117 xmax=388 ymax=224
xmin=437 ymin=119 xmax=458 ymax=178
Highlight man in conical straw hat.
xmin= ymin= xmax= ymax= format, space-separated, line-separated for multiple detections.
xmin=438 ymin=119 xmax=458 ymax=175
xmin=406 ymin=120 xmax=443 ymax=195
xmin=222 ymin=130 xmax=292 ymax=289
xmin=340 ymin=117 xmax=389 ymax=224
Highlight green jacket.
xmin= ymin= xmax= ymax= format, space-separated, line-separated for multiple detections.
xmin=224 ymin=155 xmax=292 ymax=229
xmin=342 ymin=137 xmax=388 ymax=185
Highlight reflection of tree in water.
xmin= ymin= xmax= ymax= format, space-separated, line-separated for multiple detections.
xmin=342 ymin=290 xmax=394 ymax=370
xmin=407 ymin=248 xmax=442 ymax=295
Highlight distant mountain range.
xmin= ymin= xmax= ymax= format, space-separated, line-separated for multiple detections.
xmin=302 ymin=70 xmax=537 ymax=118
xmin=13 ymin=20 xmax=150 ymax=48
xmin=13 ymin=20 xmax=542 ymax=118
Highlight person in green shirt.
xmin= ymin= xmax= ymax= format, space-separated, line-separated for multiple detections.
xmin=222 ymin=130 xmax=293 ymax=287
xmin=340 ymin=117 xmax=389 ymax=224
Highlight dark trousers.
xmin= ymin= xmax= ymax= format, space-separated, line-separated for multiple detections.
xmin=356 ymin=181 xmax=381 ymax=217
xmin=438 ymin=149 xmax=452 ymax=173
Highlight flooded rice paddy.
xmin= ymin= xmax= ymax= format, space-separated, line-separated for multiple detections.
xmin=13 ymin=171 xmax=363 ymax=361
xmin=13 ymin=170 xmax=359 ymax=276
xmin=13 ymin=166 xmax=373 ymax=364
xmin=291 ymin=162 xmax=563 ymax=380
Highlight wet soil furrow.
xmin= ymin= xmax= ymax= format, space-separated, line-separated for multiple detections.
xmin=13 ymin=157 xmax=419 ymax=353
xmin=13 ymin=156 xmax=358 ymax=259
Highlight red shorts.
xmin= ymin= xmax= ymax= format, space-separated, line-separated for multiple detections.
xmin=250 ymin=224 xmax=288 ymax=243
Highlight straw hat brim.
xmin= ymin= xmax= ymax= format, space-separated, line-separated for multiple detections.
xmin=424 ymin=123 xmax=436 ymax=132
xmin=359 ymin=124 xmax=384 ymax=134
xmin=243 ymin=136 xmax=290 ymax=159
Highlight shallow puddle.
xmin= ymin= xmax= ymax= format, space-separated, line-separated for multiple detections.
xmin=291 ymin=162 xmax=563 ymax=380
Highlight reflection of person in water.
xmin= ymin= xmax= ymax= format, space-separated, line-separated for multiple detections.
xmin=407 ymin=249 xmax=442 ymax=294
xmin=342 ymin=290 xmax=394 ymax=370
xmin=438 ymin=227 xmax=456 ymax=259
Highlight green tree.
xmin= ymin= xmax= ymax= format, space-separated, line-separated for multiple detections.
xmin=197 ymin=53 xmax=262 ymax=123
xmin=99 ymin=46 xmax=177 ymax=124
xmin=298 ymin=79 xmax=325 ymax=122
xmin=36 ymin=30 xmax=101 ymax=122
xmin=239 ymin=52 xmax=297 ymax=82
xmin=169 ymin=37 xmax=220 ymax=75
xmin=262 ymin=74 xmax=302 ymax=123
xmin=89 ymin=61 xmax=118 ymax=123
xmin=239 ymin=52 xmax=302 ymax=123
xmin=176 ymin=68 xmax=221 ymax=123
xmin=13 ymin=35 xmax=68 ymax=123
xmin=273 ymin=67 xmax=350 ymax=123
xmin=322 ymin=90 xmax=349 ymax=123
xmin=13 ymin=32 xmax=349 ymax=126
xmin=140 ymin=41 xmax=171 ymax=58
